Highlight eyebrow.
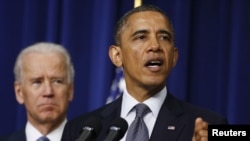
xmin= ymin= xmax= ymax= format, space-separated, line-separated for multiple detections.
xmin=131 ymin=29 xmax=173 ymax=39
xmin=158 ymin=29 xmax=173 ymax=40
xmin=131 ymin=29 xmax=149 ymax=37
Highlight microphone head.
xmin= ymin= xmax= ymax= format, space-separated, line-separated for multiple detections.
xmin=81 ymin=116 xmax=102 ymax=137
xmin=108 ymin=117 xmax=128 ymax=140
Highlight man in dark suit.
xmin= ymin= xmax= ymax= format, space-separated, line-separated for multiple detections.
xmin=62 ymin=5 xmax=228 ymax=141
xmin=1 ymin=42 xmax=75 ymax=141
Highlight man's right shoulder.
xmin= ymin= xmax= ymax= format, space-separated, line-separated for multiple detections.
xmin=0 ymin=129 xmax=26 ymax=141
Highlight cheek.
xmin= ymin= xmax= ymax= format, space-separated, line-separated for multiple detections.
xmin=165 ymin=51 xmax=176 ymax=66
xmin=23 ymin=95 xmax=38 ymax=111
xmin=122 ymin=52 xmax=139 ymax=68
xmin=123 ymin=47 xmax=142 ymax=61
xmin=57 ymin=94 xmax=71 ymax=112
xmin=57 ymin=89 xmax=73 ymax=102
xmin=22 ymin=88 xmax=37 ymax=102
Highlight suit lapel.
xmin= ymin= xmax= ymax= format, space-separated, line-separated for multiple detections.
xmin=96 ymin=93 xmax=188 ymax=141
xmin=150 ymin=93 xmax=186 ymax=141
xmin=7 ymin=128 xmax=26 ymax=141
xmin=97 ymin=96 xmax=123 ymax=140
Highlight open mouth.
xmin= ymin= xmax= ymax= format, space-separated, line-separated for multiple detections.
xmin=144 ymin=57 xmax=164 ymax=72
xmin=145 ymin=59 xmax=163 ymax=67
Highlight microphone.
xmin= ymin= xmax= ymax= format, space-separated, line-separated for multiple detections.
xmin=75 ymin=117 xmax=102 ymax=141
xmin=104 ymin=117 xmax=128 ymax=141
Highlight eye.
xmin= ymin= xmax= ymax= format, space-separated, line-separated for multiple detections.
xmin=53 ymin=79 xmax=64 ymax=85
xmin=159 ymin=35 xmax=171 ymax=41
xmin=138 ymin=35 xmax=146 ymax=40
xmin=135 ymin=35 xmax=146 ymax=41
xmin=31 ymin=79 xmax=42 ymax=87
xmin=34 ymin=80 xmax=41 ymax=84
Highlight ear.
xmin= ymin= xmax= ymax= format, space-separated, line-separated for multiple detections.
xmin=14 ymin=81 xmax=24 ymax=104
xmin=109 ymin=45 xmax=122 ymax=67
xmin=172 ymin=47 xmax=179 ymax=67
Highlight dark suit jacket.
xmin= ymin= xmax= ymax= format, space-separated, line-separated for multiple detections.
xmin=61 ymin=93 xmax=228 ymax=141
xmin=0 ymin=128 xmax=26 ymax=141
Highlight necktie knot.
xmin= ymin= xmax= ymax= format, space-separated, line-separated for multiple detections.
xmin=37 ymin=136 xmax=50 ymax=141
xmin=135 ymin=103 xmax=150 ymax=118
xmin=126 ymin=103 xmax=150 ymax=141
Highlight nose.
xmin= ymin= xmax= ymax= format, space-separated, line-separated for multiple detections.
xmin=43 ymin=81 xmax=54 ymax=97
xmin=148 ymin=36 xmax=161 ymax=52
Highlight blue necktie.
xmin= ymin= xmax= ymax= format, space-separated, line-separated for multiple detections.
xmin=126 ymin=103 xmax=150 ymax=141
xmin=37 ymin=136 xmax=50 ymax=141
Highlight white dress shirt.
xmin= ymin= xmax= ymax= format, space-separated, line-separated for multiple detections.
xmin=25 ymin=119 xmax=67 ymax=141
xmin=119 ymin=87 xmax=167 ymax=141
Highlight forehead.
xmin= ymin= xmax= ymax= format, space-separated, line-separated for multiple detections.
xmin=23 ymin=51 xmax=64 ymax=62
xmin=124 ymin=11 xmax=172 ymax=32
xmin=22 ymin=52 xmax=66 ymax=73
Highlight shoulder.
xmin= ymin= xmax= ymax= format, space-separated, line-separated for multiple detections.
xmin=0 ymin=129 xmax=26 ymax=141
xmin=0 ymin=134 xmax=9 ymax=141
xmin=63 ymin=97 xmax=122 ymax=139
xmin=67 ymin=97 xmax=122 ymax=125
xmin=166 ymin=93 xmax=228 ymax=124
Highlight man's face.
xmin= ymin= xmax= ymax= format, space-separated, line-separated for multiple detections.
xmin=15 ymin=52 xmax=73 ymax=126
xmin=115 ymin=11 xmax=178 ymax=93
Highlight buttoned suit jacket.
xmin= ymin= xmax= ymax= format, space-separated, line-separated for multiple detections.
xmin=61 ymin=92 xmax=228 ymax=141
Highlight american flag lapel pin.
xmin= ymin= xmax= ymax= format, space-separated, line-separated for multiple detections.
xmin=168 ymin=126 xmax=175 ymax=130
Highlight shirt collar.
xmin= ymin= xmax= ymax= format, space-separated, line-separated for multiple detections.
xmin=25 ymin=119 xmax=67 ymax=141
xmin=121 ymin=86 xmax=167 ymax=118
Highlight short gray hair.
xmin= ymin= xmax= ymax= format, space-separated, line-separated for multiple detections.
xmin=14 ymin=42 xmax=75 ymax=83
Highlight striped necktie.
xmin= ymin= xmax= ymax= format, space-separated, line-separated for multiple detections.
xmin=126 ymin=103 xmax=150 ymax=141
xmin=37 ymin=136 xmax=50 ymax=141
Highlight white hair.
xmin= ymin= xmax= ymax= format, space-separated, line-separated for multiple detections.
xmin=14 ymin=42 xmax=75 ymax=83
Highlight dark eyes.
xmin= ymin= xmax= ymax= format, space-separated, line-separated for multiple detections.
xmin=53 ymin=79 xmax=63 ymax=84
xmin=135 ymin=34 xmax=171 ymax=41
xmin=159 ymin=35 xmax=171 ymax=41
xmin=135 ymin=35 xmax=146 ymax=40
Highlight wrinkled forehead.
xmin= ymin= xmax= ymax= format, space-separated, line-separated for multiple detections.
xmin=22 ymin=51 xmax=64 ymax=62
xmin=21 ymin=52 xmax=66 ymax=72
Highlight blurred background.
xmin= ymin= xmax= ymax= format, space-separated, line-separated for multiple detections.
xmin=0 ymin=0 xmax=249 ymax=135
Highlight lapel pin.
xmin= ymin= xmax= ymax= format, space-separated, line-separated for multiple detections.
xmin=168 ymin=126 xmax=175 ymax=130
